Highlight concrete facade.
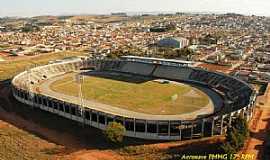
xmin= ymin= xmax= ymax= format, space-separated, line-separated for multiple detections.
xmin=11 ymin=58 xmax=256 ymax=140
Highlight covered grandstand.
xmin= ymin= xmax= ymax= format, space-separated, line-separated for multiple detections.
xmin=11 ymin=57 xmax=256 ymax=140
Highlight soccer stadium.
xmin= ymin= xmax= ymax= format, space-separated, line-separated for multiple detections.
xmin=11 ymin=56 xmax=257 ymax=140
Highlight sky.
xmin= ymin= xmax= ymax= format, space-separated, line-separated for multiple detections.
xmin=0 ymin=0 xmax=270 ymax=17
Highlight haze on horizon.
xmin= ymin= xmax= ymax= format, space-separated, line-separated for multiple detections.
xmin=0 ymin=0 xmax=270 ymax=17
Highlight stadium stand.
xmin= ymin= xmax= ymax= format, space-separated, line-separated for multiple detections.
xmin=120 ymin=62 xmax=155 ymax=76
xmin=11 ymin=57 xmax=256 ymax=140
xmin=153 ymin=65 xmax=192 ymax=80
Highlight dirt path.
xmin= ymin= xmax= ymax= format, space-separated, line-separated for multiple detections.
xmin=59 ymin=150 xmax=125 ymax=160
xmin=242 ymin=83 xmax=270 ymax=160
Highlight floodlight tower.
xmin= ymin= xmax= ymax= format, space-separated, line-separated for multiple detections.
xmin=76 ymin=74 xmax=85 ymax=127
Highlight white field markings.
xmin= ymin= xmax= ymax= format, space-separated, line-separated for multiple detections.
xmin=51 ymin=74 xmax=210 ymax=110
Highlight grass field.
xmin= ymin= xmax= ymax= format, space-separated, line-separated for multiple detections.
xmin=50 ymin=73 xmax=210 ymax=115
xmin=0 ymin=51 xmax=85 ymax=81
xmin=0 ymin=51 xmax=86 ymax=159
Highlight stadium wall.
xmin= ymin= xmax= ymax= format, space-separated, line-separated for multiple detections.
xmin=11 ymin=59 xmax=257 ymax=140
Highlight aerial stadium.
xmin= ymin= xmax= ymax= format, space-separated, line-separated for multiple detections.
xmin=11 ymin=56 xmax=257 ymax=140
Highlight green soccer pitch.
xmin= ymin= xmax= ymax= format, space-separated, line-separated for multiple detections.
xmin=50 ymin=72 xmax=211 ymax=115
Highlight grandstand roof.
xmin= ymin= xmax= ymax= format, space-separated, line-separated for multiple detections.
xmin=122 ymin=56 xmax=195 ymax=65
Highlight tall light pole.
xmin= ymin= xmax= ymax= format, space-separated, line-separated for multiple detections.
xmin=76 ymin=74 xmax=85 ymax=127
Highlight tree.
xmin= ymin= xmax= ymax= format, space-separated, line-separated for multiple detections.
xmin=232 ymin=116 xmax=249 ymax=149
xmin=221 ymin=143 xmax=236 ymax=155
xmin=177 ymin=47 xmax=194 ymax=56
xmin=226 ymin=128 xmax=238 ymax=147
xmin=107 ymin=52 xmax=119 ymax=59
xmin=199 ymin=34 xmax=218 ymax=45
xmin=104 ymin=122 xmax=126 ymax=144
xmin=221 ymin=115 xmax=249 ymax=153
xmin=233 ymin=116 xmax=249 ymax=138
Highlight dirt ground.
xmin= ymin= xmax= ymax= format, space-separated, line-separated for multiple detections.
xmin=197 ymin=63 xmax=231 ymax=73
xmin=0 ymin=81 xmax=124 ymax=160
xmin=242 ymin=83 xmax=270 ymax=160
xmin=0 ymin=80 xmax=227 ymax=160
xmin=60 ymin=150 xmax=125 ymax=160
